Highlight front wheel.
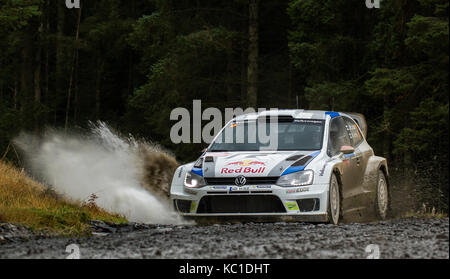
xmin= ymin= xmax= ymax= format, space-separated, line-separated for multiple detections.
xmin=375 ymin=170 xmax=389 ymax=220
xmin=328 ymin=173 xmax=341 ymax=225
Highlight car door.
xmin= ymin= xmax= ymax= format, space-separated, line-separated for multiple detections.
xmin=327 ymin=117 xmax=359 ymax=209
xmin=343 ymin=116 xmax=374 ymax=207
xmin=342 ymin=117 xmax=365 ymax=195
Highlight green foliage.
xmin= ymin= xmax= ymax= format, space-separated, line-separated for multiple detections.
xmin=395 ymin=98 xmax=449 ymax=155
xmin=405 ymin=15 xmax=449 ymax=59
xmin=288 ymin=0 xmax=449 ymax=211
xmin=305 ymin=80 xmax=359 ymax=111
xmin=126 ymin=1 xmax=245 ymax=160
xmin=0 ymin=0 xmax=41 ymax=31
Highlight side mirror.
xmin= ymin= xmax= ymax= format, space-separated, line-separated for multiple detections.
xmin=340 ymin=145 xmax=355 ymax=155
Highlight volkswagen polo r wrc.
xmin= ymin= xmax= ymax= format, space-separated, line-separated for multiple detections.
xmin=170 ymin=110 xmax=390 ymax=224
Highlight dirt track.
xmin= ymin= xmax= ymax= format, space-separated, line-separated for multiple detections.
xmin=0 ymin=217 xmax=448 ymax=259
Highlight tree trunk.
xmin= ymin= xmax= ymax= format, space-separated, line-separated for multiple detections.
xmin=247 ymin=0 xmax=259 ymax=108
xmin=127 ymin=51 xmax=134 ymax=97
xmin=95 ymin=60 xmax=104 ymax=120
xmin=34 ymin=0 xmax=45 ymax=134
xmin=73 ymin=51 xmax=79 ymax=125
xmin=240 ymin=15 xmax=247 ymax=107
xmin=65 ymin=4 xmax=82 ymax=131
xmin=44 ymin=0 xmax=50 ymax=123
xmin=13 ymin=75 xmax=18 ymax=110
xmin=56 ymin=1 xmax=65 ymax=125
xmin=127 ymin=0 xmax=136 ymax=98
xmin=226 ymin=40 xmax=233 ymax=102
xmin=383 ymin=96 xmax=392 ymax=163
xmin=20 ymin=42 xmax=33 ymax=116
xmin=34 ymin=29 xmax=42 ymax=134
xmin=288 ymin=62 xmax=293 ymax=108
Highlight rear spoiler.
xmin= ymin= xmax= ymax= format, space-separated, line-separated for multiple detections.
xmin=344 ymin=112 xmax=368 ymax=138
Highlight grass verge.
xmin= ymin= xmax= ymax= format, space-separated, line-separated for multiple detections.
xmin=0 ymin=160 xmax=127 ymax=236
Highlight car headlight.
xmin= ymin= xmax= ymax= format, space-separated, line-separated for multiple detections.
xmin=276 ymin=170 xmax=314 ymax=187
xmin=184 ymin=171 xmax=206 ymax=188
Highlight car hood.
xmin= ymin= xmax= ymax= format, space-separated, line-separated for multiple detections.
xmin=201 ymin=151 xmax=318 ymax=178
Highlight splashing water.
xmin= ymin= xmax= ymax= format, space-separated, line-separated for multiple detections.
xmin=14 ymin=122 xmax=184 ymax=224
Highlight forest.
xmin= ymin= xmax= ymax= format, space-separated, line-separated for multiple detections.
xmin=0 ymin=0 xmax=448 ymax=212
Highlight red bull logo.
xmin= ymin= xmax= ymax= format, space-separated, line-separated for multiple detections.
xmin=222 ymin=160 xmax=266 ymax=174
xmin=221 ymin=166 xmax=266 ymax=174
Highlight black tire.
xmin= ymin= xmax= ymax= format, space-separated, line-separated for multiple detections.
xmin=375 ymin=170 xmax=389 ymax=220
xmin=328 ymin=173 xmax=342 ymax=225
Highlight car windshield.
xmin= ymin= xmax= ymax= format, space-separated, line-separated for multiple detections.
xmin=208 ymin=119 xmax=324 ymax=152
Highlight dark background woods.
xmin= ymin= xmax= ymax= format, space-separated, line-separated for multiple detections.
xmin=0 ymin=0 xmax=448 ymax=212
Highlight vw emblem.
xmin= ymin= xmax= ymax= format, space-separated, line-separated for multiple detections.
xmin=235 ymin=175 xmax=247 ymax=186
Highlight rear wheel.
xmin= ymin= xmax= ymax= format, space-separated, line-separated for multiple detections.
xmin=375 ymin=170 xmax=389 ymax=220
xmin=328 ymin=173 xmax=341 ymax=225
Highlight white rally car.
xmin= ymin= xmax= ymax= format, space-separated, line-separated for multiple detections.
xmin=170 ymin=110 xmax=390 ymax=224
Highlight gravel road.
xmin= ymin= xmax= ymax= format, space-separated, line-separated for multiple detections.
xmin=0 ymin=217 xmax=448 ymax=259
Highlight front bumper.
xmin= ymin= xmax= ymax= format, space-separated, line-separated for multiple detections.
xmin=170 ymin=183 xmax=330 ymax=222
